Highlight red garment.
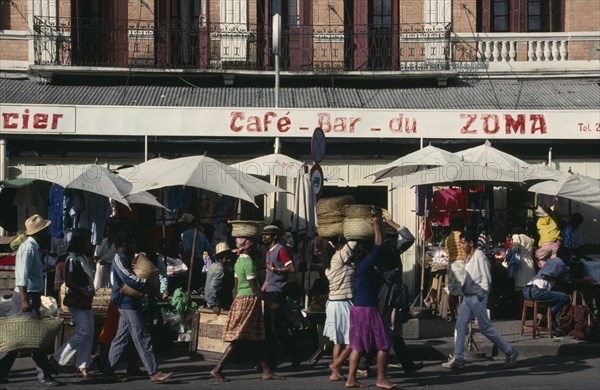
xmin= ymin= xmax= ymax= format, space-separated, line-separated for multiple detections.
xmin=98 ymin=302 xmax=120 ymax=345
xmin=419 ymin=218 xmax=433 ymax=242
xmin=430 ymin=188 xmax=470 ymax=226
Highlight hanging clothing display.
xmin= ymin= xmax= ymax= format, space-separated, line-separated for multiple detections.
xmin=78 ymin=192 xmax=112 ymax=245
xmin=48 ymin=184 xmax=65 ymax=238
xmin=430 ymin=188 xmax=470 ymax=226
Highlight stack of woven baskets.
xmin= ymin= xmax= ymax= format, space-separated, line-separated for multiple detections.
xmin=316 ymin=195 xmax=356 ymax=238
xmin=342 ymin=204 xmax=385 ymax=241
xmin=229 ymin=220 xmax=265 ymax=240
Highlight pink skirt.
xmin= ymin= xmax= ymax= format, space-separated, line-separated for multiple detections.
xmin=349 ymin=306 xmax=392 ymax=353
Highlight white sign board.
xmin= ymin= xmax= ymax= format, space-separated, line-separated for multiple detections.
xmin=1 ymin=104 xmax=599 ymax=140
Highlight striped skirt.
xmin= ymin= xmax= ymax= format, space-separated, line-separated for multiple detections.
xmin=222 ymin=295 xmax=265 ymax=342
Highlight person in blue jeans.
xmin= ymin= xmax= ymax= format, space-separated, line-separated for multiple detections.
xmin=522 ymin=257 xmax=571 ymax=334
xmin=0 ymin=215 xmax=61 ymax=386
xmin=442 ymin=231 xmax=518 ymax=370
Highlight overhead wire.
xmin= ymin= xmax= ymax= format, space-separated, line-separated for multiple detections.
xmin=460 ymin=3 xmax=525 ymax=110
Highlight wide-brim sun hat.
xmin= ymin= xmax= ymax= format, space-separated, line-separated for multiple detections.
xmin=214 ymin=242 xmax=232 ymax=258
xmin=25 ymin=214 xmax=51 ymax=236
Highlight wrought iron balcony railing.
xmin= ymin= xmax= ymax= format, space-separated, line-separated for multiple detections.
xmin=33 ymin=17 xmax=452 ymax=73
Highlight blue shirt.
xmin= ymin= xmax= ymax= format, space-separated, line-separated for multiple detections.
xmin=181 ymin=228 xmax=214 ymax=260
xmin=14 ymin=237 xmax=45 ymax=293
xmin=353 ymin=245 xmax=382 ymax=307
xmin=111 ymin=252 xmax=147 ymax=310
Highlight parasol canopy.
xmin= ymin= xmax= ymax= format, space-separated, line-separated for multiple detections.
xmin=391 ymin=160 xmax=527 ymax=188
xmin=526 ymin=166 xmax=600 ymax=209
xmin=231 ymin=153 xmax=303 ymax=178
xmin=454 ymin=140 xmax=530 ymax=170
xmin=127 ymin=155 xmax=286 ymax=207
xmin=15 ymin=164 xmax=166 ymax=209
xmin=369 ymin=145 xmax=461 ymax=181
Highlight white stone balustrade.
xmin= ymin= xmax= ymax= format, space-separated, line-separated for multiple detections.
xmin=455 ymin=32 xmax=599 ymax=63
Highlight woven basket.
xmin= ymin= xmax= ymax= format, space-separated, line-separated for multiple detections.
xmin=316 ymin=222 xmax=344 ymax=238
xmin=316 ymin=196 xmax=356 ymax=216
xmin=343 ymin=217 xmax=390 ymax=241
xmin=317 ymin=215 xmax=344 ymax=225
xmin=229 ymin=220 xmax=265 ymax=239
xmin=343 ymin=217 xmax=374 ymax=240
xmin=342 ymin=204 xmax=382 ymax=218
xmin=133 ymin=253 xmax=159 ymax=280
xmin=0 ymin=315 xmax=63 ymax=353
xmin=317 ymin=210 xmax=344 ymax=223
xmin=120 ymin=283 xmax=143 ymax=298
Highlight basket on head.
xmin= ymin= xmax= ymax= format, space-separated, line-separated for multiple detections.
xmin=316 ymin=222 xmax=344 ymax=238
xmin=343 ymin=217 xmax=376 ymax=241
xmin=316 ymin=195 xmax=356 ymax=216
xmin=0 ymin=316 xmax=63 ymax=353
xmin=228 ymin=220 xmax=265 ymax=240
xmin=342 ymin=204 xmax=382 ymax=218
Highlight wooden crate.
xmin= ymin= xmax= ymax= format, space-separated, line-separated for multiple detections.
xmin=196 ymin=307 xmax=228 ymax=353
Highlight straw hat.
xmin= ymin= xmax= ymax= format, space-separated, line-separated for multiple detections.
xmin=214 ymin=242 xmax=232 ymax=258
xmin=25 ymin=214 xmax=51 ymax=236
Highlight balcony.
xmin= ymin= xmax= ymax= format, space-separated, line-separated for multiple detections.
xmin=32 ymin=17 xmax=599 ymax=79
xmin=32 ymin=16 xmax=454 ymax=78
xmin=452 ymin=32 xmax=600 ymax=77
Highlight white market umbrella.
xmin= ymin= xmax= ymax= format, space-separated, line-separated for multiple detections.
xmin=391 ymin=160 xmax=527 ymax=187
xmin=231 ymin=153 xmax=303 ymax=178
xmin=291 ymin=170 xmax=318 ymax=237
xmin=128 ymin=155 xmax=286 ymax=206
xmin=369 ymin=144 xmax=461 ymax=181
xmin=527 ymin=167 xmax=600 ymax=209
xmin=28 ymin=164 xmax=166 ymax=208
xmin=456 ymin=140 xmax=530 ymax=170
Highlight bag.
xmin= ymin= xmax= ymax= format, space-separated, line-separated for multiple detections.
xmin=0 ymin=315 xmax=63 ymax=353
xmin=558 ymin=290 xmax=595 ymax=340
xmin=119 ymin=283 xmax=144 ymax=299
xmin=62 ymin=291 xmax=92 ymax=310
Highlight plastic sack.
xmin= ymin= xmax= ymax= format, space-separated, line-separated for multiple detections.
xmin=40 ymin=296 xmax=59 ymax=317
xmin=0 ymin=297 xmax=14 ymax=318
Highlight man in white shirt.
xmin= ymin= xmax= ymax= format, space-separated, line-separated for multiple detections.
xmin=442 ymin=231 xmax=518 ymax=370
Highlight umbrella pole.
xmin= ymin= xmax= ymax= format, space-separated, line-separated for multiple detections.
xmin=272 ymin=175 xmax=278 ymax=220
xmin=186 ymin=226 xmax=198 ymax=300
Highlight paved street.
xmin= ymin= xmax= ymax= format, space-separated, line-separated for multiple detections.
xmin=3 ymin=346 xmax=599 ymax=390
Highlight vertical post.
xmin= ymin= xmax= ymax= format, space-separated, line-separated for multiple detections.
xmin=0 ymin=139 xmax=6 ymax=236
xmin=273 ymin=13 xmax=281 ymax=109
xmin=420 ymin=198 xmax=428 ymax=307
xmin=271 ymin=138 xmax=281 ymax=220
xmin=144 ymin=135 xmax=148 ymax=162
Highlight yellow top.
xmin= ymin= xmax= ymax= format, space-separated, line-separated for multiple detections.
xmin=537 ymin=216 xmax=561 ymax=245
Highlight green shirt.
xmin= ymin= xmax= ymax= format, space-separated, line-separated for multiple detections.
xmin=234 ymin=254 xmax=257 ymax=297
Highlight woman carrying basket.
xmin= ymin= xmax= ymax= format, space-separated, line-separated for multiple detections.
xmin=210 ymin=236 xmax=283 ymax=382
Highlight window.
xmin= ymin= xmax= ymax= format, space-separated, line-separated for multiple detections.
xmin=492 ymin=0 xmax=509 ymax=32
xmin=527 ymin=0 xmax=550 ymax=32
xmin=221 ymin=0 xmax=247 ymax=24
xmin=480 ymin=0 xmax=563 ymax=32
xmin=372 ymin=0 xmax=391 ymax=28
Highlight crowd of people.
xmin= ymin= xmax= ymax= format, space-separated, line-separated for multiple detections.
xmin=0 ymin=199 xmax=592 ymax=387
